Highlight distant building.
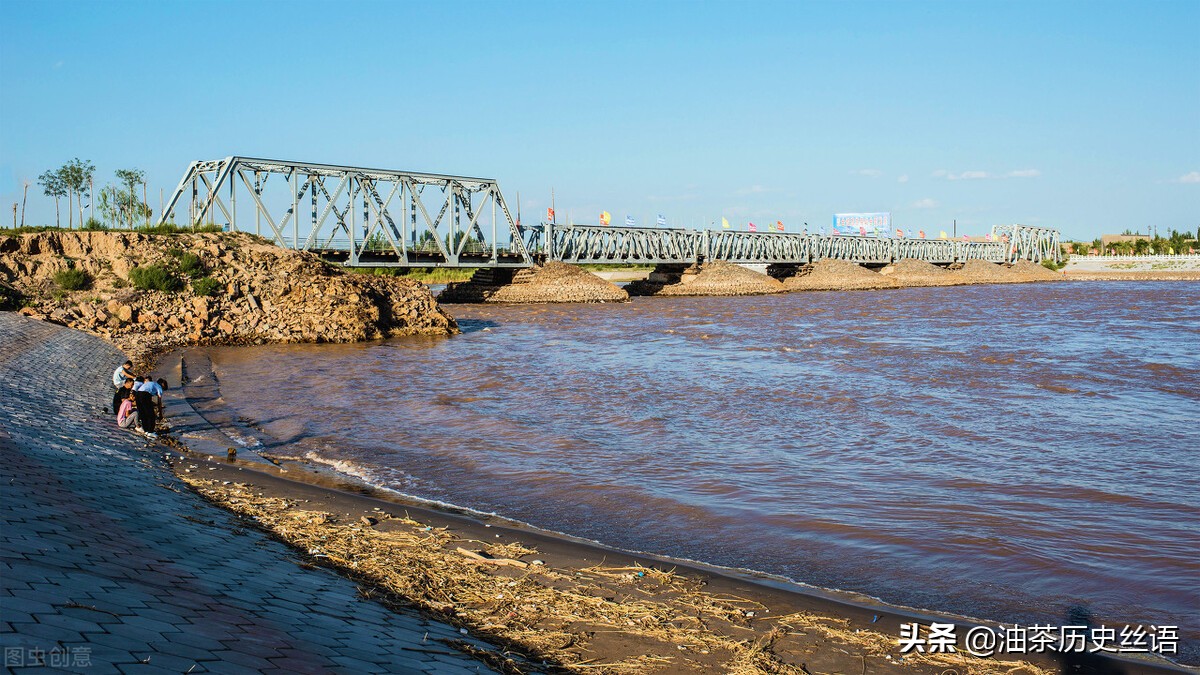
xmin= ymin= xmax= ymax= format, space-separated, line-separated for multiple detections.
xmin=1100 ymin=233 xmax=1150 ymax=248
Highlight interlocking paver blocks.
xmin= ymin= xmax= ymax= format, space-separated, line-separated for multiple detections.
xmin=1 ymin=314 xmax=493 ymax=673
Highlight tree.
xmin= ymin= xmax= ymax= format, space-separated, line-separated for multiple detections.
xmin=38 ymin=170 xmax=67 ymax=227
xmin=1133 ymin=238 xmax=1150 ymax=255
xmin=56 ymin=158 xmax=94 ymax=229
xmin=114 ymin=168 xmax=145 ymax=229
xmin=446 ymin=230 xmax=484 ymax=254
xmin=98 ymin=184 xmax=150 ymax=227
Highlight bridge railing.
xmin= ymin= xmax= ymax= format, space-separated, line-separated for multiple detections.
xmin=552 ymin=225 xmax=703 ymax=264
xmin=551 ymin=226 xmax=1049 ymax=267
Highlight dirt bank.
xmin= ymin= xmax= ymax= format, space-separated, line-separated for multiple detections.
xmin=878 ymin=259 xmax=961 ymax=286
xmin=1065 ymin=270 xmax=1200 ymax=281
xmin=627 ymin=261 xmax=784 ymax=297
xmin=0 ymin=230 xmax=457 ymax=366
xmin=783 ymin=259 xmax=900 ymax=291
xmin=439 ymin=261 xmax=629 ymax=303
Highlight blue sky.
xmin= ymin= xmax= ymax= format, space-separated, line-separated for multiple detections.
xmin=1 ymin=0 xmax=1197 ymax=240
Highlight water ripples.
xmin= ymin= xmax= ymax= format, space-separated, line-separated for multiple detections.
xmin=205 ymin=281 xmax=1200 ymax=662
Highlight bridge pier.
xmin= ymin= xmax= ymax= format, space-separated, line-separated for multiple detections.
xmin=766 ymin=263 xmax=806 ymax=281
xmin=437 ymin=262 xmax=628 ymax=304
xmin=626 ymin=261 xmax=784 ymax=297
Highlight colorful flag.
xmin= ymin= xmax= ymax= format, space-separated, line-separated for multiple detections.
xmin=547 ymin=208 xmax=555 ymax=222
xmin=776 ymin=220 xmax=784 ymax=232
xmin=896 ymin=228 xmax=904 ymax=238
xmin=919 ymin=230 xmax=925 ymax=239
xmin=656 ymin=214 xmax=666 ymax=226
xmin=859 ymin=226 xmax=867 ymax=237
xmin=625 ymin=215 xmax=635 ymax=226
xmin=599 ymin=211 xmax=611 ymax=226
xmin=748 ymin=222 xmax=757 ymax=232
xmin=984 ymin=233 xmax=992 ymax=242
xmin=962 ymin=234 xmax=969 ymax=241
xmin=939 ymin=230 xmax=948 ymax=239
xmin=721 ymin=217 xmax=730 ymax=229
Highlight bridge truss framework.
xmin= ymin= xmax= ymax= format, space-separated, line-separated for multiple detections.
xmin=545 ymin=224 xmax=1060 ymax=266
xmin=161 ymin=157 xmax=1060 ymax=268
xmin=159 ymin=156 xmax=533 ymax=267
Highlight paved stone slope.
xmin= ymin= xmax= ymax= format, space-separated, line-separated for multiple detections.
xmin=0 ymin=313 xmax=497 ymax=674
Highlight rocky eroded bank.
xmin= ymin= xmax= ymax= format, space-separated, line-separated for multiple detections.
xmin=0 ymin=231 xmax=457 ymax=366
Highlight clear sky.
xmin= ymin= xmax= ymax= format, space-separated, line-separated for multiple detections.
xmin=2 ymin=0 xmax=1197 ymax=240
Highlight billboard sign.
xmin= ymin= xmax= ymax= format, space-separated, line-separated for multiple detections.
xmin=833 ymin=212 xmax=891 ymax=237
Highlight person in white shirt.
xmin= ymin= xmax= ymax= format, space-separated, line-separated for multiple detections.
xmin=111 ymin=361 xmax=134 ymax=388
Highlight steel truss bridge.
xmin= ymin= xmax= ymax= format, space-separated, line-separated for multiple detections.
xmin=160 ymin=156 xmax=530 ymax=267
xmin=543 ymin=223 xmax=1060 ymax=266
xmin=161 ymin=157 xmax=1060 ymax=268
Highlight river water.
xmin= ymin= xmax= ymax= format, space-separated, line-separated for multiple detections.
xmin=201 ymin=281 xmax=1200 ymax=663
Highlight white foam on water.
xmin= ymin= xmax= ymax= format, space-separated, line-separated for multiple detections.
xmin=302 ymin=450 xmax=502 ymax=519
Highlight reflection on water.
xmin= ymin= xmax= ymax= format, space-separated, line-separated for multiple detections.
xmin=204 ymin=281 xmax=1200 ymax=663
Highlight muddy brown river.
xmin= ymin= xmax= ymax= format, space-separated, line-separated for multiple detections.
xmin=197 ymin=281 xmax=1200 ymax=665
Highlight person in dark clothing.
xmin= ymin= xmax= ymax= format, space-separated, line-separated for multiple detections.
xmin=133 ymin=387 xmax=158 ymax=437
xmin=113 ymin=378 xmax=136 ymax=415
xmin=134 ymin=377 xmax=168 ymax=424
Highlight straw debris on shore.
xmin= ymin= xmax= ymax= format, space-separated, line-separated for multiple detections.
xmin=179 ymin=475 xmax=1052 ymax=675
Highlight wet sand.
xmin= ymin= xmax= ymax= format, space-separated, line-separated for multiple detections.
xmin=149 ymin=348 xmax=1191 ymax=675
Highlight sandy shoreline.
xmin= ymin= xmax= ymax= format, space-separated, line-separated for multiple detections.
xmin=142 ymin=347 xmax=1191 ymax=674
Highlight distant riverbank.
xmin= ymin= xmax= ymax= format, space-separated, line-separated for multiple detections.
xmin=1061 ymin=255 xmax=1200 ymax=280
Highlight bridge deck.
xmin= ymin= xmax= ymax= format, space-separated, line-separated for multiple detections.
xmin=159 ymin=157 xmax=1059 ymax=268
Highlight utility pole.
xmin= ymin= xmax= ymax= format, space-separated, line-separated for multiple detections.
xmin=953 ymin=219 xmax=957 ymax=239
xmin=20 ymin=180 xmax=29 ymax=227
xmin=89 ymin=177 xmax=94 ymax=225
xmin=12 ymin=203 xmax=17 ymax=228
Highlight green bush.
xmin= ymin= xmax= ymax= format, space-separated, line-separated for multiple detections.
xmin=82 ymin=218 xmax=108 ymax=231
xmin=136 ymin=222 xmax=225 ymax=235
xmin=128 ymin=265 xmax=183 ymax=292
xmin=0 ymin=225 xmax=61 ymax=235
xmin=178 ymin=252 xmax=205 ymax=277
xmin=191 ymin=276 xmax=221 ymax=297
xmin=53 ymin=267 xmax=92 ymax=291
xmin=0 ymin=280 xmax=22 ymax=311
xmin=165 ymin=247 xmax=184 ymax=258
